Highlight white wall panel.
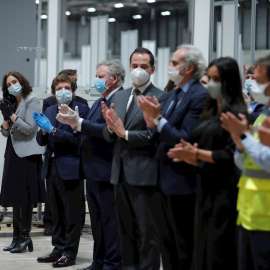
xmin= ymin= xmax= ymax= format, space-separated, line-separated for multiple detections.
xmin=90 ymin=16 xmax=108 ymax=87
xmin=157 ymin=47 xmax=170 ymax=90
xmin=121 ymin=30 xmax=138 ymax=88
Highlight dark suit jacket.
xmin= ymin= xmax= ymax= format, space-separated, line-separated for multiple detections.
xmin=80 ymin=88 xmax=123 ymax=181
xmin=157 ymin=80 xmax=209 ymax=195
xmin=36 ymin=100 xmax=90 ymax=180
xmin=42 ymin=95 xmax=88 ymax=112
xmin=103 ymin=83 xmax=167 ymax=186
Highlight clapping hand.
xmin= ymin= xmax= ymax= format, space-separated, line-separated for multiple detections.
xmin=0 ymin=99 xmax=14 ymax=120
xmin=57 ymin=104 xmax=80 ymax=128
xmin=33 ymin=112 xmax=54 ymax=133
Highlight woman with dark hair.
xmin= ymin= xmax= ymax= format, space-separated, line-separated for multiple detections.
xmin=168 ymin=57 xmax=249 ymax=270
xmin=0 ymin=71 xmax=43 ymax=253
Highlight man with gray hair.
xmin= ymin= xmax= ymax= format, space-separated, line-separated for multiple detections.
xmin=57 ymin=60 xmax=125 ymax=270
xmin=137 ymin=44 xmax=209 ymax=270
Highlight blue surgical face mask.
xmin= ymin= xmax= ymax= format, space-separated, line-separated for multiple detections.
xmin=245 ymin=79 xmax=254 ymax=94
xmin=8 ymin=83 xmax=22 ymax=97
xmin=56 ymin=88 xmax=72 ymax=104
xmin=94 ymin=77 xmax=113 ymax=94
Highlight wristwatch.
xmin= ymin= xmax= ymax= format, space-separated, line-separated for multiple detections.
xmin=153 ymin=115 xmax=163 ymax=126
xmin=51 ymin=127 xmax=56 ymax=135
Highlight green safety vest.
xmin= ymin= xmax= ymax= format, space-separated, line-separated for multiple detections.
xmin=237 ymin=113 xmax=270 ymax=231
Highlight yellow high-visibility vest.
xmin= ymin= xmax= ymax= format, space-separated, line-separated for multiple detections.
xmin=237 ymin=113 xmax=270 ymax=231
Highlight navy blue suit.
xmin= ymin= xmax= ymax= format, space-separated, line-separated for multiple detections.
xmin=80 ymin=89 xmax=122 ymax=270
xmin=36 ymin=100 xmax=90 ymax=260
xmin=155 ymin=80 xmax=209 ymax=270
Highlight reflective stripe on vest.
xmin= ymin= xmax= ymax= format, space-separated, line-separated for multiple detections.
xmin=242 ymin=168 xmax=270 ymax=179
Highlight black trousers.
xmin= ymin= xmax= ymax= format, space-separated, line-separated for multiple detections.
xmin=170 ymin=194 xmax=196 ymax=270
xmin=238 ymin=226 xmax=270 ymax=270
xmin=86 ymin=179 xmax=122 ymax=269
xmin=46 ymin=161 xmax=83 ymax=260
xmin=115 ymin=178 xmax=160 ymax=270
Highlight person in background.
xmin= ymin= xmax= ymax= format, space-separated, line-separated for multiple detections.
xmin=35 ymin=74 xmax=90 ymax=268
xmin=199 ymin=69 xmax=209 ymax=88
xmin=0 ymin=71 xmax=44 ymax=253
xmin=167 ymin=57 xmax=248 ymax=270
xmin=57 ymin=61 xmax=125 ymax=270
xmin=220 ymin=54 xmax=270 ymax=270
xmin=42 ymin=69 xmax=88 ymax=236
xmin=164 ymin=79 xmax=175 ymax=92
xmin=43 ymin=69 xmax=88 ymax=112
xmin=244 ymin=65 xmax=265 ymax=123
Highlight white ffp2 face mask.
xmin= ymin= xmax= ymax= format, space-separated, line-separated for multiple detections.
xmin=207 ymin=81 xmax=222 ymax=99
xmin=250 ymin=81 xmax=270 ymax=105
xmin=168 ymin=65 xmax=187 ymax=85
xmin=130 ymin=68 xmax=150 ymax=86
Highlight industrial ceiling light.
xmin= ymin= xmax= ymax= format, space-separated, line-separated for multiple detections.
xmin=114 ymin=3 xmax=124 ymax=8
xmin=161 ymin=11 xmax=171 ymax=16
xmin=35 ymin=0 xmax=39 ymax=4
xmin=133 ymin=15 xmax=142 ymax=19
xmin=41 ymin=14 xmax=47 ymax=19
xmin=65 ymin=11 xmax=71 ymax=16
xmin=87 ymin=7 xmax=96 ymax=12
xmin=147 ymin=0 xmax=156 ymax=3
xmin=108 ymin=18 xmax=116 ymax=22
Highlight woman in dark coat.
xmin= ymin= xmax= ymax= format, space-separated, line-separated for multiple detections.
xmin=0 ymin=71 xmax=44 ymax=253
xmin=168 ymin=57 xmax=249 ymax=270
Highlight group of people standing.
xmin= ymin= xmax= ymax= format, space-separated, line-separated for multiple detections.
xmin=0 ymin=44 xmax=270 ymax=270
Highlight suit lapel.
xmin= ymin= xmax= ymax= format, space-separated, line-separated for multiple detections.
xmin=125 ymin=84 xmax=154 ymax=127
xmin=117 ymin=88 xmax=131 ymax=123
xmin=87 ymin=97 xmax=102 ymax=120
xmin=15 ymin=97 xmax=26 ymax=115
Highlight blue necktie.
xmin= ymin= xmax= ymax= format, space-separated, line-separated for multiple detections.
xmin=164 ymin=87 xmax=183 ymax=119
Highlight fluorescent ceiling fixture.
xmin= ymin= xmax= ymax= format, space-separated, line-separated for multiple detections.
xmin=114 ymin=3 xmax=124 ymax=8
xmin=108 ymin=18 xmax=116 ymax=22
xmin=41 ymin=14 xmax=47 ymax=19
xmin=147 ymin=0 xmax=156 ymax=3
xmin=65 ymin=11 xmax=71 ymax=16
xmin=87 ymin=7 xmax=96 ymax=12
xmin=35 ymin=0 xmax=39 ymax=4
xmin=133 ymin=15 xmax=142 ymax=19
xmin=161 ymin=11 xmax=171 ymax=16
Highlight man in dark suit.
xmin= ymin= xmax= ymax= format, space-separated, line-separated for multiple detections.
xmin=102 ymin=47 xmax=166 ymax=270
xmin=34 ymin=74 xmax=90 ymax=267
xmin=137 ymin=44 xmax=209 ymax=270
xmin=56 ymin=61 xmax=125 ymax=270
xmin=42 ymin=69 xmax=88 ymax=236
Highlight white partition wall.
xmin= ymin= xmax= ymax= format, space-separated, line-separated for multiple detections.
xmin=193 ymin=0 xmax=211 ymax=65
xmin=90 ymin=15 xmax=108 ymax=88
xmin=222 ymin=3 xmax=237 ymax=58
xmin=121 ymin=30 xmax=138 ymax=88
xmin=58 ymin=37 xmax=64 ymax=73
xmin=216 ymin=22 xmax=222 ymax=58
xmin=142 ymin=40 xmax=157 ymax=84
xmin=157 ymin=48 xmax=170 ymax=90
xmin=81 ymin=45 xmax=91 ymax=88
xmin=46 ymin=0 xmax=61 ymax=93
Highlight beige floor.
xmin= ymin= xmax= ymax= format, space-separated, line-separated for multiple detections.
xmin=0 ymin=209 xmax=94 ymax=270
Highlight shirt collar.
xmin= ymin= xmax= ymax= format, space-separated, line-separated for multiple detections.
xmin=104 ymin=86 xmax=121 ymax=100
xmin=180 ymin=78 xmax=196 ymax=93
xmin=132 ymin=80 xmax=151 ymax=94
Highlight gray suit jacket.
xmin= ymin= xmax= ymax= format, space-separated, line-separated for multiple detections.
xmin=103 ymin=83 xmax=167 ymax=186
xmin=1 ymin=94 xmax=43 ymax=157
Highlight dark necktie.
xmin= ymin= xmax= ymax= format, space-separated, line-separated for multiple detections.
xmin=164 ymin=87 xmax=183 ymax=119
xmin=125 ymin=89 xmax=141 ymax=124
